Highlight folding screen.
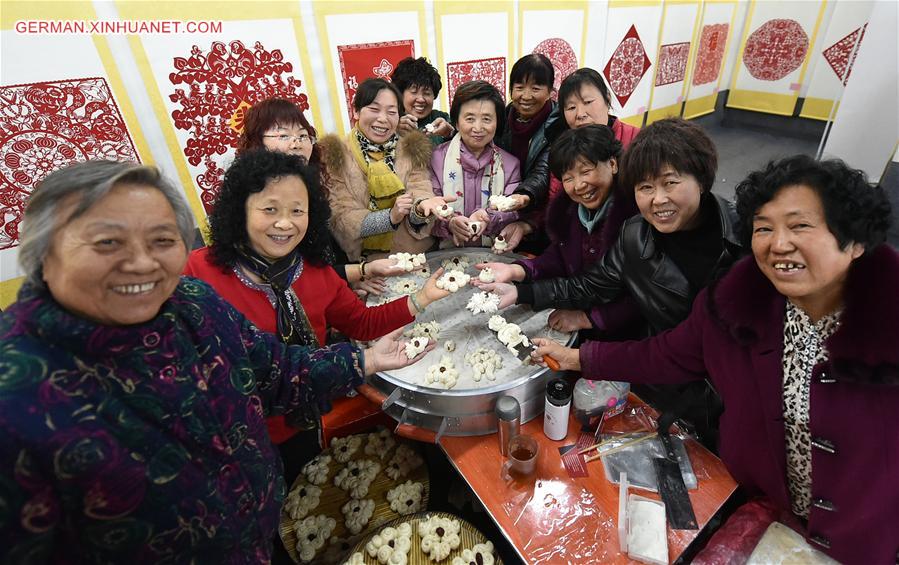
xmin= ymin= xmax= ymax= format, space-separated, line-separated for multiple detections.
xmin=645 ymin=0 xmax=701 ymax=125
xmin=116 ymin=1 xmax=318 ymax=221
xmin=727 ymin=0 xmax=828 ymax=115
xmin=0 ymin=1 xmax=146 ymax=306
xmin=313 ymin=1 xmax=427 ymax=134
xmin=683 ymin=0 xmax=738 ymax=119
xmin=519 ymin=1 xmax=589 ymax=100
xmin=601 ymin=0 xmax=664 ymax=126
xmin=799 ymin=1 xmax=873 ymax=120
xmin=434 ymin=1 xmax=514 ymax=110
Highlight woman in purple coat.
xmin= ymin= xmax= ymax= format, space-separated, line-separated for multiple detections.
xmin=430 ymin=80 xmax=521 ymax=247
xmin=532 ymin=155 xmax=898 ymax=564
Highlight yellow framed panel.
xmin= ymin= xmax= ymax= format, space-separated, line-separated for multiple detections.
xmin=517 ymin=0 xmax=589 ymax=68
xmin=728 ymin=0 xmax=828 ymax=116
xmin=1 ymin=1 xmax=151 ymax=307
xmin=434 ymin=1 xmax=515 ymax=113
xmin=313 ymin=0 xmax=428 ymax=133
xmin=799 ymin=97 xmax=838 ymax=121
xmin=645 ymin=0 xmax=701 ymax=126
xmin=683 ymin=0 xmax=739 ymax=119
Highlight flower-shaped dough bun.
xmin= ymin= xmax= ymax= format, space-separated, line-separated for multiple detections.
xmin=417 ymin=264 xmax=432 ymax=278
xmin=366 ymin=523 xmax=414 ymax=564
xmin=489 ymin=194 xmax=517 ymax=211
xmin=387 ymin=480 xmax=424 ymax=515
xmin=390 ymin=278 xmax=420 ymax=295
xmin=283 ymin=484 xmax=322 ymax=519
xmin=496 ymin=322 xmax=530 ymax=355
xmin=468 ymin=221 xmax=483 ymax=236
xmin=404 ymin=337 xmax=429 ymax=360
xmin=464 ymin=348 xmax=503 ymax=382
xmin=344 ymin=552 xmax=366 ymax=565
xmin=487 ymin=315 xmax=507 ymax=332
xmin=435 ymin=270 xmax=471 ymax=293
xmin=403 ymin=320 xmax=441 ymax=341
xmin=364 ymin=428 xmax=396 ymax=459
xmin=441 ymin=256 xmax=470 ymax=270
xmin=301 ymin=454 xmax=332 ymax=485
xmin=478 ymin=267 xmax=495 ymax=283
xmin=492 ymin=235 xmax=508 ymax=252
xmin=324 ymin=534 xmax=363 ymax=564
xmin=385 ymin=443 xmax=425 ymax=480
xmin=418 ymin=515 xmax=462 ymax=562
xmin=424 ymin=356 xmax=459 ymax=390
xmin=334 ymin=459 xmax=381 ymax=499
xmin=466 ymin=291 xmax=500 ymax=315
xmin=435 ymin=204 xmax=454 ymax=218
xmin=341 ymin=498 xmax=376 ymax=534
xmin=444 ymin=340 xmax=456 ymax=352
xmin=451 ymin=541 xmax=495 ymax=565
xmin=331 ymin=435 xmax=363 ymax=463
xmin=389 ymin=252 xmax=427 ymax=272
xmin=293 ymin=514 xmax=337 ymax=563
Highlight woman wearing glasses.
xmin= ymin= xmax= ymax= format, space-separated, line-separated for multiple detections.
xmin=237 ymin=98 xmax=410 ymax=296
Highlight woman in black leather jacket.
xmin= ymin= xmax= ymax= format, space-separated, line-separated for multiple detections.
xmin=477 ymin=118 xmax=744 ymax=449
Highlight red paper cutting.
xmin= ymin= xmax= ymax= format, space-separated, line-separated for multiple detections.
xmin=338 ymin=40 xmax=415 ymax=124
xmin=742 ymin=19 xmax=809 ymax=82
xmin=168 ymin=40 xmax=309 ymax=212
xmin=603 ymin=25 xmax=652 ymax=108
xmin=446 ymin=57 xmax=507 ymax=108
xmin=655 ymin=42 xmax=691 ymax=87
xmin=692 ymin=23 xmax=729 ymax=86
xmin=0 ymin=77 xmax=139 ymax=251
xmin=532 ymin=37 xmax=578 ymax=101
xmin=822 ymin=24 xmax=867 ymax=85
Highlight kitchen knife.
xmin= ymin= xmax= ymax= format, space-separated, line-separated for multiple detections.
xmin=652 ymin=412 xmax=698 ymax=530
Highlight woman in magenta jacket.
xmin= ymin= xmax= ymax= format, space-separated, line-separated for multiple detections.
xmin=532 ymin=155 xmax=898 ymax=564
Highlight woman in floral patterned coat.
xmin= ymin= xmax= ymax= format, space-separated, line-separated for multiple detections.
xmin=0 ymin=160 xmax=431 ymax=563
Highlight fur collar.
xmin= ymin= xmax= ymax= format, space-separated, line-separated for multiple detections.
xmin=317 ymin=130 xmax=432 ymax=175
xmin=711 ymin=245 xmax=899 ymax=385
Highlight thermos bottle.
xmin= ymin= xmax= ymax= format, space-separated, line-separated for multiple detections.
xmin=544 ymin=378 xmax=572 ymax=440
xmin=495 ymin=395 xmax=521 ymax=456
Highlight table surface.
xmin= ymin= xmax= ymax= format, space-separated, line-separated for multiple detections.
xmin=440 ymin=395 xmax=738 ymax=564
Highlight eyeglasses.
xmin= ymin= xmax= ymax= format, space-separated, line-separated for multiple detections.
xmin=263 ymin=133 xmax=314 ymax=144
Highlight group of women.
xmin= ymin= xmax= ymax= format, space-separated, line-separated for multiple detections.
xmin=1 ymin=52 xmax=896 ymax=564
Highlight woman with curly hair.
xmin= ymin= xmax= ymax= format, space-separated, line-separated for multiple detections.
xmin=391 ymin=56 xmax=454 ymax=144
xmin=238 ymin=97 xmax=409 ymax=296
xmin=184 ymin=149 xmax=450 ymax=484
xmin=530 ymin=155 xmax=898 ymax=564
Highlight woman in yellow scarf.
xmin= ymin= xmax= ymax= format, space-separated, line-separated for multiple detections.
xmin=319 ymin=79 xmax=451 ymax=260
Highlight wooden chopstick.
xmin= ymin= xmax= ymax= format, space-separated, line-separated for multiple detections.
xmin=577 ymin=431 xmax=651 ymax=455
xmin=584 ymin=433 xmax=658 ymax=462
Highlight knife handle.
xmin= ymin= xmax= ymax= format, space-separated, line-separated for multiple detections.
xmin=543 ymin=354 xmax=561 ymax=371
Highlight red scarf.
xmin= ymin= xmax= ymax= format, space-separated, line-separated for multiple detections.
xmin=509 ymin=101 xmax=552 ymax=166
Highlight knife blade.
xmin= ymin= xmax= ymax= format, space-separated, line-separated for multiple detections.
xmin=653 ymin=412 xmax=698 ymax=530
xmin=516 ymin=343 xmax=561 ymax=371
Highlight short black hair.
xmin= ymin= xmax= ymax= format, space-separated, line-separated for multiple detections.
xmin=558 ymin=68 xmax=613 ymax=111
xmin=390 ymin=57 xmax=442 ymax=97
xmin=619 ymin=118 xmax=718 ymax=194
xmin=449 ymin=80 xmax=506 ymax=138
xmin=549 ymin=125 xmax=622 ymax=179
xmin=208 ymin=149 xmax=334 ymax=268
xmin=735 ymin=155 xmax=892 ymax=252
xmin=352 ymin=78 xmax=402 ymax=113
xmin=509 ymin=53 xmax=554 ymax=90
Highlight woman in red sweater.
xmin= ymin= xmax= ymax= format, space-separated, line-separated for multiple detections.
xmin=185 ymin=149 xmax=448 ymax=483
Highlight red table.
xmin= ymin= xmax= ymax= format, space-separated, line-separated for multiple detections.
xmin=440 ymin=395 xmax=738 ymax=564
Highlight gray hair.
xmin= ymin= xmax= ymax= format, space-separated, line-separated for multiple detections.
xmin=18 ymin=160 xmax=197 ymax=288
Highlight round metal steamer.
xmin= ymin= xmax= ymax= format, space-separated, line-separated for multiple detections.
xmin=364 ymin=248 xmax=575 ymax=439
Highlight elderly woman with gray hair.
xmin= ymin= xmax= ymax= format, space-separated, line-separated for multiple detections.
xmin=0 ymin=160 xmax=432 ymax=563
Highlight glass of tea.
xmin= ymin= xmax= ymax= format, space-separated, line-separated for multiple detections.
xmin=502 ymin=434 xmax=538 ymax=479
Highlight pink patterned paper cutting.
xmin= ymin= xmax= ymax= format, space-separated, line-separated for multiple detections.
xmin=0 ymin=77 xmax=139 ymax=250
xmin=168 ymin=40 xmax=309 ymax=212
xmin=446 ymin=57 xmax=507 ymax=108
xmin=655 ymin=42 xmax=690 ymax=87
xmin=532 ymin=37 xmax=578 ymax=101
xmin=692 ymin=23 xmax=729 ymax=86
xmin=822 ymin=24 xmax=867 ymax=84
xmin=603 ymin=25 xmax=652 ymax=108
